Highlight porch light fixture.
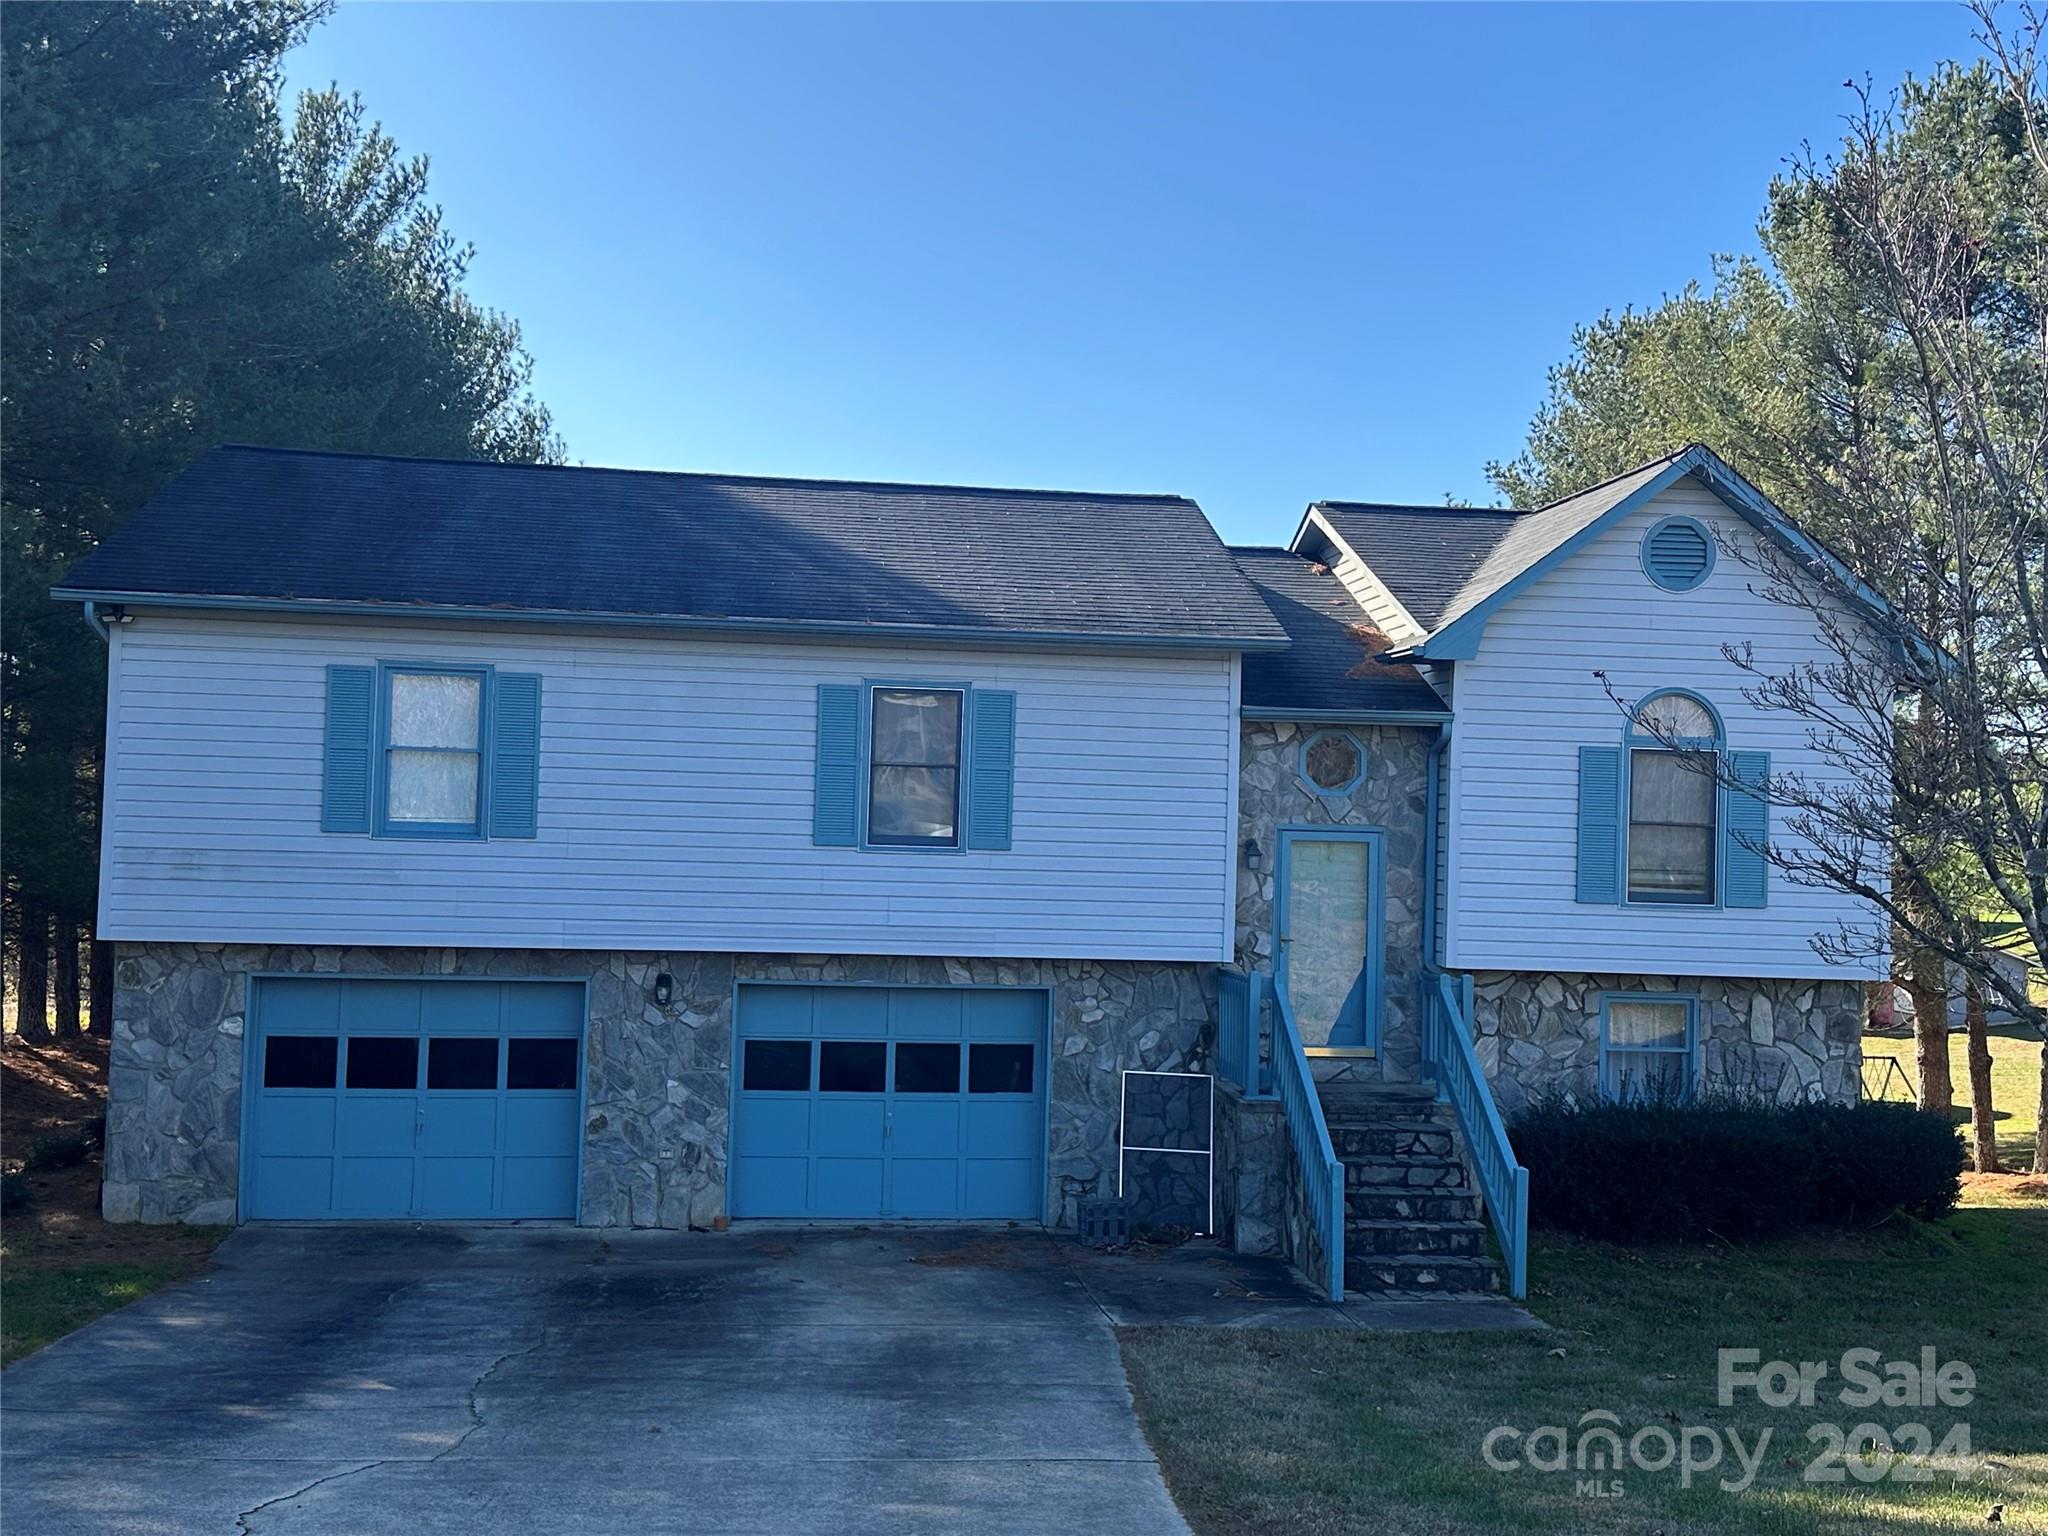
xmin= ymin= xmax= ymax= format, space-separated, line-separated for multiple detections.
xmin=652 ymin=973 xmax=674 ymax=1007
xmin=1241 ymin=838 xmax=1262 ymax=873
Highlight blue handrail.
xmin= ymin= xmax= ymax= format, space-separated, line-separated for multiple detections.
xmin=1215 ymin=967 xmax=1272 ymax=1100
xmin=1270 ymin=981 xmax=1345 ymax=1300
xmin=1423 ymin=970 xmax=1529 ymax=1299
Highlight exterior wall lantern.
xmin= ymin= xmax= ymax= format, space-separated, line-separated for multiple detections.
xmin=1241 ymin=838 xmax=1263 ymax=873
xmin=652 ymin=973 xmax=674 ymax=1007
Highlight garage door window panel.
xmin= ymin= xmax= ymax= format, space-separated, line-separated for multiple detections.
xmin=894 ymin=1042 xmax=961 ymax=1093
xmin=506 ymin=1037 xmax=579 ymax=1091
xmin=428 ymin=1036 xmax=500 ymax=1090
xmin=346 ymin=1037 xmax=419 ymax=1090
xmin=819 ymin=1040 xmax=887 ymax=1093
xmin=743 ymin=1039 xmax=813 ymax=1092
xmin=264 ymin=1035 xmax=338 ymax=1089
xmin=969 ymin=1042 xmax=1035 ymax=1095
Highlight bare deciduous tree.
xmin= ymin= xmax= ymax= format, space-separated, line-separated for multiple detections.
xmin=1619 ymin=3 xmax=2048 ymax=1174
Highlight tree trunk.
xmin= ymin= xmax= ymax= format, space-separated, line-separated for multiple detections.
xmin=53 ymin=919 xmax=82 ymax=1040
xmin=14 ymin=901 xmax=51 ymax=1043
xmin=89 ymin=934 xmax=115 ymax=1038
xmin=1964 ymin=977 xmax=2000 ymax=1173
xmin=2035 ymin=1038 xmax=2047 ymax=1177
xmin=1907 ymin=942 xmax=1954 ymax=1115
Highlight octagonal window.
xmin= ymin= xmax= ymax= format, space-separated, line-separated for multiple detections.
xmin=1299 ymin=729 xmax=1366 ymax=796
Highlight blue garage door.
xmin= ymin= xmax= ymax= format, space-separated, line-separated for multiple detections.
xmin=244 ymin=978 xmax=585 ymax=1220
xmin=731 ymin=985 xmax=1046 ymax=1220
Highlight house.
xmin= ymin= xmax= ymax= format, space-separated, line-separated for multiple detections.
xmin=57 ymin=442 xmax=1884 ymax=1296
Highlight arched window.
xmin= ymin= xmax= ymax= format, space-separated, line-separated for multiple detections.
xmin=1624 ymin=691 xmax=1722 ymax=904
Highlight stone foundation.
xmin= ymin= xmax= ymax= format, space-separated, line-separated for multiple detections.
xmin=106 ymin=943 xmax=1214 ymax=1228
xmin=1467 ymin=970 xmax=1865 ymax=1113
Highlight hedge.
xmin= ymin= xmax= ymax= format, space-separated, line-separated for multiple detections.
xmin=1511 ymin=1094 xmax=1963 ymax=1242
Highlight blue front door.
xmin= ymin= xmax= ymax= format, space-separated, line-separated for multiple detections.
xmin=1276 ymin=827 xmax=1384 ymax=1052
xmin=730 ymin=984 xmax=1047 ymax=1220
xmin=244 ymin=978 xmax=585 ymax=1220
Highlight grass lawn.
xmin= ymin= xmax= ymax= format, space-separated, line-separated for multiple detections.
xmin=1863 ymin=1024 xmax=2042 ymax=1172
xmin=1123 ymin=1183 xmax=2047 ymax=1535
xmin=1 ymin=1034 xmax=226 ymax=1366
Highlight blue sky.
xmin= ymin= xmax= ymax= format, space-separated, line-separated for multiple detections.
xmin=286 ymin=2 xmax=1972 ymax=542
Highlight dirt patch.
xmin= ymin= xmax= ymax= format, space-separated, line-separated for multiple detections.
xmin=2 ymin=1035 xmax=108 ymax=1155
xmin=2 ymin=1034 xmax=223 ymax=1269
xmin=1963 ymin=1170 xmax=2048 ymax=1203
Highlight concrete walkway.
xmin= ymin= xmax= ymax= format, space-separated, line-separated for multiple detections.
xmin=2 ymin=1225 xmax=1535 ymax=1535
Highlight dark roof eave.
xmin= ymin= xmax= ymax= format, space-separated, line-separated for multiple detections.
xmin=1239 ymin=705 xmax=1451 ymax=724
xmin=51 ymin=588 xmax=1291 ymax=653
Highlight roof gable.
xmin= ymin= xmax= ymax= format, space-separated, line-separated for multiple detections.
xmin=1298 ymin=446 xmax=1899 ymax=661
xmin=57 ymin=445 xmax=1290 ymax=651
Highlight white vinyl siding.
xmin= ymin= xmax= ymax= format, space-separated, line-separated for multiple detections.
xmin=98 ymin=614 xmax=1235 ymax=960
xmin=1444 ymin=481 xmax=1885 ymax=980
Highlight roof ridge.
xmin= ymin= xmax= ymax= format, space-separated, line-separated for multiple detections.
xmin=207 ymin=443 xmax=1198 ymax=506
xmin=1523 ymin=444 xmax=1698 ymax=516
xmin=1313 ymin=499 xmax=1525 ymax=517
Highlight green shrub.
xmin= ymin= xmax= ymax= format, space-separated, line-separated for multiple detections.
xmin=1 ymin=1171 xmax=29 ymax=1217
xmin=1511 ymin=1094 xmax=1962 ymax=1242
xmin=23 ymin=1128 xmax=97 ymax=1173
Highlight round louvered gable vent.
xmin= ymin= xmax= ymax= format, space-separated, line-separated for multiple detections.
xmin=1641 ymin=515 xmax=1714 ymax=590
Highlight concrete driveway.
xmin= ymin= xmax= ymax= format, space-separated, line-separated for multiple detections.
xmin=3 ymin=1225 xmax=1218 ymax=1536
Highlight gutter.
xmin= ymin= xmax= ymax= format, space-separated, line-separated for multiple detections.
xmin=82 ymin=600 xmax=110 ymax=643
xmin=49 ymin=589 xmax=1292 ymax=654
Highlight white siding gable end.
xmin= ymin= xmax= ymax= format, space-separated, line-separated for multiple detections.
xmin=1444 ymin=480 xmax=1886 ymax=981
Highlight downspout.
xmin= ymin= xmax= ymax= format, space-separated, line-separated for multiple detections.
xmin=82 ymin=600 xmax=110 ymax=643
xmin=1421 ymin=719 xmax=1451 ymax=982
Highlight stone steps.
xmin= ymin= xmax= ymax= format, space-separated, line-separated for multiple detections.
xmin=1318 ymin=1078 xmax=1503 ymax=1295
xmin=1345 ymin=1188 xmax=1482 ymax=1223
xmin=1347 ymin=1218 xmax=1490 ymax=1256
xmin=1344 ymin=1251 xmax=1504 ymax=1294
xmin=1327 ymin=1122 xmax=1458 ymax=1159
xmin=1342 ymin=1153 xmax=1471 ymax=1190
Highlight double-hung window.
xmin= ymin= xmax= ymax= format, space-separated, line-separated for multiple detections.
xmin=1625 ymin=692 xmax=1721 ymax=905
xmin=867 ymin=686 xmax=963 ymax=848
xmin=1600 ymin=994 xmax=1697 ymax=1100
xmin=382 ymin=667 xmax=486 ymax=836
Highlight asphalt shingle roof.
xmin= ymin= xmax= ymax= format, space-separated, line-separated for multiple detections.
xmin=1308 ymin=502 xmax=1523 ymax=632
xmin=1228 ymin=548 xmax=1445 ymax=714
xmin=1312 ymin=449 xmax=1694 ymax=637
xmin=58 ymin=445 xmax=1290 ymax=648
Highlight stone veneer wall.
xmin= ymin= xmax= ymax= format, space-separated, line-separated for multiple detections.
xmin=1212 ymin=1084 xmax=1284 ymax=1257
xmin=1467 ymin=971 xmax=1865 ymax=1113
xmin=1235 ymin=720 xmax=1434 ymax=1082
xmin=105 ymin=943 xmax=1214 ymax=1228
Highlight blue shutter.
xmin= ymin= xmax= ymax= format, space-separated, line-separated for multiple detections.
xmin=1575 ymin=746 xmax=1622 ymax=904
xmin=487 ymin=672 xmax=543 ymax=839
xmin=813 ymin=684 xmax=861 ymax=847
xmin=964 ymin=689 xmax=1017 ymax=851
xmin=1723 ymin=750 xmax=1770 ymax=908
xmin=322 ymin=665 xmax=375 ymax=834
